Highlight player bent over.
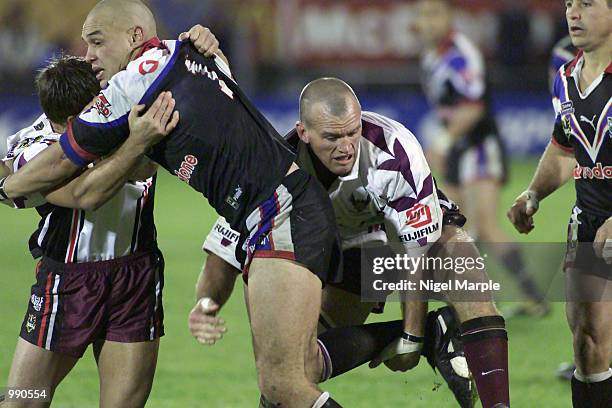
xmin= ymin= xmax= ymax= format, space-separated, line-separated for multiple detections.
xmin=192 ymin=78 xmax=512 ymax=408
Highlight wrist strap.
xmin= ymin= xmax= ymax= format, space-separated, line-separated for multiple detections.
xmin=401 ymin=331 xmax=424 ymax=343
xmin=0 ymin=176 xmax=8 ymax=201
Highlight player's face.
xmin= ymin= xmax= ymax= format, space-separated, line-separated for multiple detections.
xmin=82 ymin=14 xmax=134 ymax=88
xmin=565 ymin=0 xmax=612 ymax=52
xmin=415 ymin=0 xmax=452 ymax=47
xmin=302 ymin=99 xmax=362 ymax=177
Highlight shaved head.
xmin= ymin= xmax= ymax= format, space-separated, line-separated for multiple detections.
xmin=299 ymin=78 xmax=360 ymax=127
xmin=82 ymin=0 xmax=158 ymax=87
xmin=86 ymin=0 xmax=157 ymax=38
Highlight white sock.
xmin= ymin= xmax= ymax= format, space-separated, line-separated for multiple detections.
xmin=573 ymin=368 xmax=612 ymax=383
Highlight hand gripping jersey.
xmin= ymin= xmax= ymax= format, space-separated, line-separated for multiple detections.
xmin=551 ymin=52 xmax=612 ymax=217
xmin=59 ymin=39 xmax=295 ymax=231
xmin=204 ymin=112 xmax=446 ymax=268
xmin=3 ymin=114 xmax=157 ymax=262
xmin=420 ymin=31 xmax=498 ymax=146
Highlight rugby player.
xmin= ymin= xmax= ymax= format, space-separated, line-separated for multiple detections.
xmin=0 ymin=57 xmax=176 ymax=408
xmin=193 ymin=78 xmax=511 ymax=408
xmin=0 ymin=1 xmax=345 ymax=406
xmin=414 ymin=0 xmax=549 ymax=317
xmin=508 ymin=0 xmax=612 ymax=406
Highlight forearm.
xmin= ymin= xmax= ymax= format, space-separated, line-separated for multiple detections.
xmin=195 ymin=253 xmax=240 ymax=309
xmin=3 ymin=144 xmax=78 ymax=198
xmin=0 ymin=160 xmax=10 ymax=178
xmin=527 ymin=141 xmax=575 ymax=201
xmin=445 ymin=103 xmax=485 ymax=142
xmin=402 ymin=301 xmax=427 ymax=336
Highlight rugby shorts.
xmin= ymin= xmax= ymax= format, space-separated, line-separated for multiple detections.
xmin=565 ymin=206 xmax=611 ymax=280
xmin=445 ymin=134 xmax=508 ymax=186
xmin=19 ymin=249 xmax=164 ymax=358
xmin=238 ymin=169 xmax=342 ymax=285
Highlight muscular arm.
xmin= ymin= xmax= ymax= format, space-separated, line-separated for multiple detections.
xmin=195 ymin=252 xmax=240 ymax=308
xmin=526 ymin=141 xmax=576 ymax=201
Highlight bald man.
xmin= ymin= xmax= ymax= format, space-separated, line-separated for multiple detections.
xmin=197 ymin=78 xmax=511 ymax=408
xmin=0 ymin=1 xmax=345 ymax=406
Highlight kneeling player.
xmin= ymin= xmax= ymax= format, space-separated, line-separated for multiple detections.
xmin=190 ymin=78 xmax=511 ymax=408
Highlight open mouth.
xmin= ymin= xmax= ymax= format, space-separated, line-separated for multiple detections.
xmin=570 ymin=26 xmax=584 ymax=35
xmin=333 ymin=154 xmax=353 ymax=165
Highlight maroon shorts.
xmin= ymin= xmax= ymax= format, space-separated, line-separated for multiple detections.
xmin=19 ymin=249 xmax=164 ymax=358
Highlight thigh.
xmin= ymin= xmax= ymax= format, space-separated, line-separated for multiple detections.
xmin=94 ymin=339 xmax=160 ymax=408
xmin=6 ymin=338 xmax=78 ymax=408
xmin=247 ymin=258 xmax=322 ymax=373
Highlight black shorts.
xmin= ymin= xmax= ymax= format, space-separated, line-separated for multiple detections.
xmin=565 ymin=206 xmax=611 ymax=280
xmin=445 ymin=134 xmax=508 ymax=186
xmin=19 ymin=250 xmax=165 ymax=358
xmin=239 ymin=169 xmax=342 ymax=285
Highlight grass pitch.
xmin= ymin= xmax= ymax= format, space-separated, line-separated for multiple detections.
xmin=0 ymin=160 xmax=576 ymax=407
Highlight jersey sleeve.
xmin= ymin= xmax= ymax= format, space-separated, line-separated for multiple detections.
xmin=447 ymin=53 xmax=485 ymax=102
xmin=375 ymin=131 xmax=443 ymax=254
xmin=202 ymin=216 xmax=242 ymax=270
xmin=1 ymin=141 xmax=51 ymax=209
xmin=550 ymin=71 xmax=574 ymax=152
xmin=59 ymin=82 xmax=133 ymax=167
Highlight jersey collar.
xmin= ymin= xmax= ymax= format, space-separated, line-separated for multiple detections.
xmin=134 ymin=37 xmax=164 ymax=59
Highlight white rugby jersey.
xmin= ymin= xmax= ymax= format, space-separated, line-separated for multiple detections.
xmin=204 ymin=111 xmax=443 ymax=268
xmin=3 ymin=114 xmax=158 ymax=263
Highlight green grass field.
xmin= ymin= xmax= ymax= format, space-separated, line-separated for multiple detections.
xmin=0 ymin=160 xmax=577 ymax=407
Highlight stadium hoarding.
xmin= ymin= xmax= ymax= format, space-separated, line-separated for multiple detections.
xmin=0 ymin=92 xmax=555 ymax=158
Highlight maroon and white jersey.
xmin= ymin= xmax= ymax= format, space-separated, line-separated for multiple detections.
xmin=3 ymin=114 xmax=158 ymax=262
xmin=204 ymin=111 xmax=443 ymax=267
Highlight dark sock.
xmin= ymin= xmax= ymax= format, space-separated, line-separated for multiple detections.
xmin=460 ymin=316 xmax=510 ymax=408
xmin=571 ymin=374 xmax=612 ymax=408
xmin=317 ymin=320 xmax=402 ymax=379
xmin=498 ymin=246 xmax=545 ymax=302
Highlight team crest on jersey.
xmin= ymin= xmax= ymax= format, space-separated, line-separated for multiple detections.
xmin=26 ymin=314 xmax=37 ymax=333
xmin=95 ymin=94 xmax=112 ymax=118
xmin=34 ymin=121 xmax=45 ymax=131
xmin=350 ymin=188 xmax=372 ymax=212
xmin=31 ymin=294 xmax=44 ymax=312
xmin=225 ymin=185 xmax=243 ymax=210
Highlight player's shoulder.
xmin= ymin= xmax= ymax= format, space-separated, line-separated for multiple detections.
xmin=361 ymin=111 xmax=421 ymax=155
xmin=552 ymin=51 xmax=584 ymax=97
xmin=5 ymin=113 xmax=58 ymax=159
xmin=446 ymin=32 xmax=483 ymax=71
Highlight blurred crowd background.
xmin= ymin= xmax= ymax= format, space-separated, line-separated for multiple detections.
xmin=0 ymin=0 xmax=572 ymax=157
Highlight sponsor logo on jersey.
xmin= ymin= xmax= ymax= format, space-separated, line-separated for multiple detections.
xmin=34 ymin=121 xmax=44 ymax=131
xmin=138 ymin=60 xmax=159 ymax=75
xmin=95 ymin=94 xmax=112 ymax=118
xmin=26 ymin=313 xmax=36 ymax=333
xmin=561 ymin=101 xmax=574 ymax=116
xmin=174 ymin=154 xmax=198 ymax=183
xmin=225 ymin=185 xmax=243 ymax=210
xmin=214 ymin=223 xmax=240 ymax=244
xmin=31 ymin=294 xmax=44 ymax=312
xmin=573 ymin=163 xmax=612 ymax=180
xmin=405 ymin=203 xmax=432 ymax=228
xmin=399 ymin=223 xmax=440 ymax=243
xmin=579 ymin=114 xmax=597 ymax=131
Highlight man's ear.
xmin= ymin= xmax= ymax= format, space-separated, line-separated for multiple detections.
xmin=296 ymin=121 xmax=309 ymax=144
xmin=130 ymin=26 xmax=145 ymax=47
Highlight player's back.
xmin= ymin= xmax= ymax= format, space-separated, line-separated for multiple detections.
xmin=66 ymin=40 xmax=296 ymax=230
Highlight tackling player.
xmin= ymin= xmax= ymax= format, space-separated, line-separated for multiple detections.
xmin=193 ymin=78 xmax=512 ymax=408
xmin=414 ymin=0 xmax=549 ymax=317
xmin=0 ymin=57 xmax=176 ymax=408
xmin=508 ymin=1 xmax=612 ymax=406
xmin=0 ymin=1 xmax=344 ymax=406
